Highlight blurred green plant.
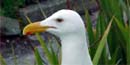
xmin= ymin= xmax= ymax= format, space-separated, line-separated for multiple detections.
xmin=0 ymin=54 xmax=7 ymax=65
xmin=84 ymin=0 xmax=130 ymax=65
xmin=0 ymin=8 xmax=5 ymax=16
xmin=0 ymin=0 xmax=25 ymax=18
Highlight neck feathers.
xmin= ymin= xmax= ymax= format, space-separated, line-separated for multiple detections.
xmin=61 ymin=33 xmax=93 ymax=65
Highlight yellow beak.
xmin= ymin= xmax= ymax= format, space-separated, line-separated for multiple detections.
xmin=23 ymin=22 xmax=51 ymax=35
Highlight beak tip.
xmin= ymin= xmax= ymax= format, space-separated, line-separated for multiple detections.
xmin=23 ymin=30 xmax=32 ymax=35
xmin=22 ymin=31 xmax=26 ymax=35
xmin=23 ymin=33 xmax=26 ymax=35
xmin=22 ymin=24 xmax=32 ymax=35
xmin=22 ymin=28 xmax=27 ymax=35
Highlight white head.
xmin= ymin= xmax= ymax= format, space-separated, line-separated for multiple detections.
xmin=23 ymin=9 xmax=86 ymax=39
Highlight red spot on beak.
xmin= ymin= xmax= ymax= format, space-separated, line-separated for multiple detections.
xmin=26 ymin=32 xmax=32 ymax=35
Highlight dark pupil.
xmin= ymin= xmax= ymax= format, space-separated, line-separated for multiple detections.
xmin=56 ymin=18 xmax=63 ymax=22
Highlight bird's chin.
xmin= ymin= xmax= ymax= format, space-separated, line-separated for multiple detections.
xmin=46 ymin=28 xmax=58 ymax=34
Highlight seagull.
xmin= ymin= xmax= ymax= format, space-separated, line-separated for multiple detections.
xmin=23 ymin=9 xmax=93 ymax=65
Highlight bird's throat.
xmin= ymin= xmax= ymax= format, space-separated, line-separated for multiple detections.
xmin=60 ymin=34 xmax=93 ymax=65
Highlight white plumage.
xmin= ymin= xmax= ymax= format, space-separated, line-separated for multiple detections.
xmin=23 ymin=9 xmax=93 ymax=65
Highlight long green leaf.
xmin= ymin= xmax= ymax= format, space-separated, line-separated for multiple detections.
xmin=34 ymin=47 xmax=44 ymax=65
xmin=85 ymin=10 xmax=95 ymax=44
xmin=50 ymin=45 xmax=59 ymax=65
xmin=114 ymin=16 xmax=130 ymax=65
xmin=109 ymin=47 xmax=119 ymax=64
xmin=35 ymin=33 xmax=54 ymax=65
xmin=93 ymin=16 xmax=114 ymax=65
xmin=114 ymin=17 xmax=127 ymax=41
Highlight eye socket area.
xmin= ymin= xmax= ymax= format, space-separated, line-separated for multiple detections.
xmin=55 ymin=18 xmax=63 ymax=23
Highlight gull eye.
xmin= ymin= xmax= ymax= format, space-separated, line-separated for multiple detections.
xmin=56 ymin=18 xmax=63 ymax=23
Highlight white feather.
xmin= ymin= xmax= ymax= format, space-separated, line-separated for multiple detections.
xmin=40 ymin=9 xmax=93 ymax=65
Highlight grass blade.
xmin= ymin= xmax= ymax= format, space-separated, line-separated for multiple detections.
xmin=0 ymin=54 xmax=6 ymax=65
xmin=85 ymin=10 xmax=95 ymax=44
xmin=35 ymin=33 xmax=54 ymax=65
xmin=34 ymin=47 xmax=44 ymax=65
xmin=114 ymin=16 xmax=130 ymax=65
xmin=50 ymin=45 xmax=59 ymax=65
xmin=93 ymin=16 xmax=114 ymax=65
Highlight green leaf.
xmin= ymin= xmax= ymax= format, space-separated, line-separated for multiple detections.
xmin=96 ymin=12 xmax=107 ymax=39
xmin=0 ymin=54 xmax=7 ymax=65
xmin=93 ymin=16 xmax=114 ymax=65
xmin=114 ymin=16 xmax=130 ymax=65
xmin=109 ymin=47 xmax=119 ymax=64
xmin=85 ymin=10 xmax=95 ymax=44
xmin=35 ymin=33 xmax=54 ymax=65
xmin=114 ymin=16 xmax=128 ymax=43
xmin=99 ymin=0 xmax=124 ymax=25
xmin=34 ymin=47 xmax=44 ymax=65
xmin=50 ymin=45 xmax=59 ymax=65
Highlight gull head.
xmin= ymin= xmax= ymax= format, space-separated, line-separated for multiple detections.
xmin=23 ymin=9 xmax=85 ymax=38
